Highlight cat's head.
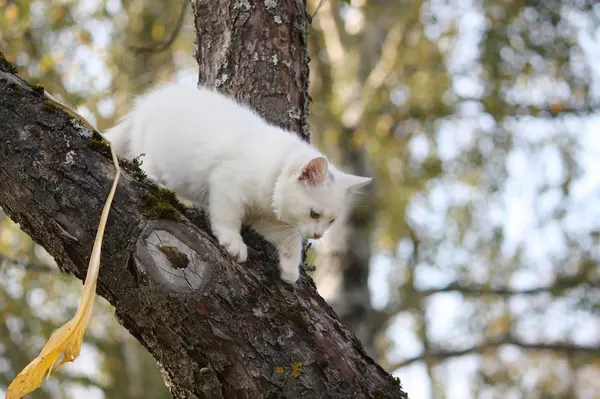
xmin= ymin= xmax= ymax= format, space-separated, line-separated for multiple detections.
xmin=273 ymin=157 xmax=372 ymax=239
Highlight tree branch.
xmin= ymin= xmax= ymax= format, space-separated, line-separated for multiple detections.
xmin=310 ymin=0 xmax=328 ymax=19
xmin=0 ymin=254 xmax=57 ymax=273
xmin=382 ymin=262 xmax=598 ymax=323
xmin=0 ymin=2 xmax=406 ymax=394
xmin=386 ymin=260 xmax=598 ymax=315
xmin=416 ymin=278 xmax=599 ymax=297
xmin=390 ymin=334 xmax=600 ymax=370
xmin=341 ymin=22 xmax=405 ymax=128
xmin=314 ymin=0 xmax=349 ymax=96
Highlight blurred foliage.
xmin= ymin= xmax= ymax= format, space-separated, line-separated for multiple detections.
xmin=1 ymin=0 xmax=599 ymax=398
xmin=309 ymin=0 xmax=600 ymax=398
xmin=0 ymin=215 xmax=171 ymax=398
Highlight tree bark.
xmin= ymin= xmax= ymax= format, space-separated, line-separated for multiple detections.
xmin=192 ymin=0 xmax=310 ymax=139
xmin=0 ymin=1 xmax=407 ymax=398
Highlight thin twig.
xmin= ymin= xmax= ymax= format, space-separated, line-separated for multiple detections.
xmin=311 ymin=0 xmax=328 ymax=19
xmin=0 ymin=254 xmax=57 ymax=273
xmin=390 ymin=333 xmax=600 ymax=370
xmin=128 ymin=1 xmax=188 ymax=54
xmin=415 ymin=278 xmax=600 ymax=297
xmin=341 ymin=22 xmax=405 ymax=127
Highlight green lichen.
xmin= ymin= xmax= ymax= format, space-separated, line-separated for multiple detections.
xmin=92 ymin=131 xmax=104 ymax=142
xmin=119 ymin=155 xmax=150 ymax=184
xmin=89 ymin=131 xmax=112 ymax=157
xmin=301 ymin=262 xmax=316 ymax=273
xmin=372 ymin=381 xmax=403 ymax=399
xmin=0 ymin=52 xmax=18 ymax=74
xmin=141 ymin=198 xmax=179 ymax=220
xmin=372 ymin=389 xmax=387 ymax=399
xmin=290 ymin=362 xmax=302 ymax=378
xmin=141 ymin=187 xmax=181 ymax=221
xmin=275 ymin=362 xmax=302 ymax=378
xmin=129 ymin=155 xmax=148 ymax=181
xmin=30 ymin=83 xmax=45 ymax=95
xmin=43 ymin=100 xmax=58 ymax=112
xmin=117 ymin=153 xmax=183 ymax=221
xmin=85 ymin=132 xmax=182 ymax=221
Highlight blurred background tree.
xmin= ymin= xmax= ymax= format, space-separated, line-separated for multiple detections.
xmin=1 ymin=0 xmax=599 ymax=398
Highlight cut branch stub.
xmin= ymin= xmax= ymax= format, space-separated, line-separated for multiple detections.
xmin=136 ymin=221 xmax=215 ymax=292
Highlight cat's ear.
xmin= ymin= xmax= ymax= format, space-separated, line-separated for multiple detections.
xmin=298 ymin=157 xmax=329 ymax=185
xmin=343 ymin=174 xmax=372 ymax=193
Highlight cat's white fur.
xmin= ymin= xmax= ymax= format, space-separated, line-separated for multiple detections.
xmin=104 ymin=84 xmax=371 ymax=284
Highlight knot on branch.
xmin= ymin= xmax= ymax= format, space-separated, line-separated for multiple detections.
xmin=136 ymin=220 xmax=214 ymax=292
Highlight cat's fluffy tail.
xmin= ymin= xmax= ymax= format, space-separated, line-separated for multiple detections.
xmin=103 ymin=115 xmax=132 ymax=159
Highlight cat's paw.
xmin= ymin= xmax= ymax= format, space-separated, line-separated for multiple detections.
xmin=216 ymin=231 xmax=248 ymax=263
xmin=279 ymin=257 xmax=300 ymax=285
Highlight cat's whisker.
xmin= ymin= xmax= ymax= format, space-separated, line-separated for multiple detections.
xmin=257 ymin=224 xmax=296 ymax=233
xmin=262 ymin=229 xmax=297 ymax=242
xmin=282 ymin=234 xmax=302 ymax=252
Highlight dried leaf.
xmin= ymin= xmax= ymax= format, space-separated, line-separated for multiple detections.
xmin=6 ymin=92 xmax=121 ymax=399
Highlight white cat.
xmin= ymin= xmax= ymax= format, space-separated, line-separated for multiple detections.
xmin=104 ymin=84 xmax=371 ymax=284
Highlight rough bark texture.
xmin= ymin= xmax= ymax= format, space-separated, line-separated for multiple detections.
xmin=193 ymin=0 xmax=386 ymax=371
xmin=0 ymin=4 xmax=407 ymax=398
xmin=192 ymin=0 xmax=310 ymax=139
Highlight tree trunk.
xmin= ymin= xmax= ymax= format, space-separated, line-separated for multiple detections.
xmin=0 ymin=1 xmax=407 ymax=398
xmin=308 ymin=0 xmax=393 ymax=357
xmin=315 ymin=126 xmax=383 ymax=358
xmin=192 ymin=0 xmax=310 ymax=139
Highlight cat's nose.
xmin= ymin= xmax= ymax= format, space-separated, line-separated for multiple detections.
xmin=313 ymin=233 xmax=322 ymax=239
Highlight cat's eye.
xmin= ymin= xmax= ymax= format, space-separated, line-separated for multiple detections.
xmin=329 ymin=218 xmax=336 ymax=224
xmin=310 ymin=210 xmax=321 ymax=219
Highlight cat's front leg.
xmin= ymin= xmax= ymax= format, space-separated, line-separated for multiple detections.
xmin=278 ymin=241 xmax=302 ymax=284
xmin=209 ymin=187 xmax=247 ymax=263
xmin=252 ymin=220 xmax=302 ymax=284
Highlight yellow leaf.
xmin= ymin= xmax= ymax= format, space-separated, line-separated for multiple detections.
xmin=290 ymin=362 xmax=303 ymax=378
xmin=151 ymin=24 xmax=166 ymax=41
xmin=6 ymin=318 xmax=83 ymax=398
xmin=377 ymin=233 xmax=395 ymax=250
xmin=79 ymin=29 xmax=92 ymax=45
xmin=549 ymin=102 xmax=563 ymax=114
xmin=49 ymin=6 xmax=66 ymax=25
xmin=39 ymin=55 xmax=53 ymax=73
xmin=4 ymin=3 xmax=19 ymax=23
xmin=7 ymin=92 xmax=121 ymax=399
